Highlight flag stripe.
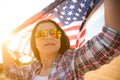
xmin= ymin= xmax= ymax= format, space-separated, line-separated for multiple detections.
xmin=63 ymin=26 xmax=80 ymax=32
xmin=79 ymin=29 xmax=86 ymax=38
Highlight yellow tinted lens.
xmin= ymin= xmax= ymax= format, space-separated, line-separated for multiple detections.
xmin=35 ymin=30 xmax=47 ymax=40
xmin=50 ymin=29 xmax=57 ymax=38
xmin=50 ymin=29 xmax=61 ymax=39
xmin=57 ymin=31 xmax=61 ymax=39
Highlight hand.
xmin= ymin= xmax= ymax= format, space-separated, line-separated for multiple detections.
xmin=104 ymin=0 xmax=120 ymax=32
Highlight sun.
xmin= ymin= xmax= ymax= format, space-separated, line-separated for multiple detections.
xmin=0 ymin=0 xmax=54 ymax=63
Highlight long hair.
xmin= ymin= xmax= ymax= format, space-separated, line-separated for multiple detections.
xmin=30 ymin=19 xmax=70 ymax=60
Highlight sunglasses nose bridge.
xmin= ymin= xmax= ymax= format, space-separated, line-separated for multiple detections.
xmin=46 ymin=31 xmax=53 ymax=39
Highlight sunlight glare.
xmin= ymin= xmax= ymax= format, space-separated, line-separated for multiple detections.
xmin=18 ymin=55 xmax=33 ymax=65
xmin=0 ymin=0 xmax=54 ymax=63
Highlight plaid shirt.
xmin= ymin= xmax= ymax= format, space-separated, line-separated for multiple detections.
xmin=4 ymin=25 xmax=120 ymax=80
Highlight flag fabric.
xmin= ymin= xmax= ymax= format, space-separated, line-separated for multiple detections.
xmin=48 ymin=0 xmax=101 ymax=48
xmin=6 ymin=0 xmax=101 ymax=57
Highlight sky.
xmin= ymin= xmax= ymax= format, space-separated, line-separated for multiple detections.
xmin=0 ymin=0 xmax=104 ymax=63
xmin=85 ymin=4 xmax=104 ymax=40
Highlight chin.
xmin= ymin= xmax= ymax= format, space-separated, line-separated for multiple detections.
xmin=44 ymin=46 xmax=59 ymax=52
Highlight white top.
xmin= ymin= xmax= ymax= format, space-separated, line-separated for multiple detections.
xmin=33 ymin=75 xmax=48 ymax=80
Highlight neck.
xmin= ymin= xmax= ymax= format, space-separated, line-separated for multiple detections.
xmin=40 ymin=52 xmax=57 ymax=69
xmin=39 ymin=52 xmax=58 ymax=76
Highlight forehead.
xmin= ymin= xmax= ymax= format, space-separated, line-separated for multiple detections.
xmin=36 ymin=22 xmax=57 ymax=30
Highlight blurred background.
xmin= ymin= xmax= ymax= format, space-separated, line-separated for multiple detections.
xmin=0 ymin=0 xmax=120 ymax=80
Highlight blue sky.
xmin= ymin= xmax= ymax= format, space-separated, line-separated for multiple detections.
xmin=85 ymin=4 xmax=104 ymax=41
xmin=0 ymin=1 xmax=104 ymax=63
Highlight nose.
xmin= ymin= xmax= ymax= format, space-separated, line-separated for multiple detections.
xmin=46 ymin=33 xmax=53 ymax=40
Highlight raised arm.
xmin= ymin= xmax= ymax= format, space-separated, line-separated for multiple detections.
xmin=2 ymin=37 xmax=16 ymax=67
xmin=2 ymin=38 xmax=35 ymax=79
xmin=104 ymin=0 xmax=120 ymax=32
xmin=74 ymin=0 xmax=120 ymax=76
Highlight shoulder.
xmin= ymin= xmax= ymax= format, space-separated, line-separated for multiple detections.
xmin=64 ymin=49 xmax=75 ymax=56
xmin=60 ymin=49 xmax=75 ymax=60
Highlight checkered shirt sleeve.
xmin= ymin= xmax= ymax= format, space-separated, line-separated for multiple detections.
xmin=48 ymin=25 xmax=120 ymax=79
xmin=74 ymin=25 xmax=120 ymax=77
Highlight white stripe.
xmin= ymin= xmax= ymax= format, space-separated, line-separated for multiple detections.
xmin=66 ymin=30 xmax=79 ymax=36
xmin=70 ymin=39 xmax=77 ymax=46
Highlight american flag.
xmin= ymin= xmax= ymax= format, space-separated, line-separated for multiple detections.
xmin=42 ymin=0 xmax=101 ymax=48
xmin=6 ymin=0 xmax=101 ymax=57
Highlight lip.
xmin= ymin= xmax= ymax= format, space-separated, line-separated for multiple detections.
xmin=45 ymin=42 xmax=55 ymax=46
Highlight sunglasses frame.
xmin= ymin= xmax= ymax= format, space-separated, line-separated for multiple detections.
xmin=35 ymin=29 xmax=61 ymax=40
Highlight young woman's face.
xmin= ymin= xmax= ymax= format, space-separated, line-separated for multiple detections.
xmin=35 ymin=22 xmax=61 ymax=54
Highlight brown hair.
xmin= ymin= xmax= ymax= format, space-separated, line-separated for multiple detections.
xmin=30 ymin=19 xmax=70 ymax=60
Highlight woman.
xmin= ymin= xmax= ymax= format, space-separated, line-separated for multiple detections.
xmin=2 ymin=0 xmax=120 ymax=80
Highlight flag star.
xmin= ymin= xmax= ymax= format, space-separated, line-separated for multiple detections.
xmin=65 ymin=21 xmax=69 ymax=25
xmin=80 ymin=2 xmax=85 ymax=8
xmin=60 ymin=15 xmax=64 ymax=19
xmin=77 ymin=8 xmax=82 ymax=13
xmin=62 ymin=6 xmax=67 ymax=10
xmin=72 ymin=0 xmax=77 ymax=3
xmin=90 ymin=1 xmax=94 ymax=8
xmin=54 ymin=8 xmax=58 ymax=12
xmin=73 ymin=17 xmax=77 ymax=20
xmin=75 ymin=13 xmax=79 ymax=17
xmin=61 ymin=11 xmax=65 ymax=15
xmin=68 ymin=11 xmax=73 ymax=16
xmin=82 ymin=16 xmax=86 ymax=21
xmin=66 ymin=17 xmax=71 ymax=21
xmin=70 ymin=5 xmax=75 ymax=9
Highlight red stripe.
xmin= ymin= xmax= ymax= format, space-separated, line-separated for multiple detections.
xmin=75 ymin=39 xmax=79 ymax=48
xmin=78 ymin=39 xmax=85 ymax=47
xmin=57 ymin=23 xmax=63 ymax=27
xmin=47 ymin=14 xmax=56 ymax=19
xmin=79 ymin=29 xmax=86 ymax=38
xmin=68 ymin=35 xmax=77 ymax=40
xmin=42 ymin=14 xmax=56 ymax=20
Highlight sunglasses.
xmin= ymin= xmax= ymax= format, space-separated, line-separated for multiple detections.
xmin=35 ymin=29 xmax=61 ymax=40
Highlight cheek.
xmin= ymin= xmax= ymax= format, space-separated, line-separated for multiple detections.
xmin=35 ymin=40 xmax=43 ymax=50
xmin=56 ymin=39 xmax=61 ymax=50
